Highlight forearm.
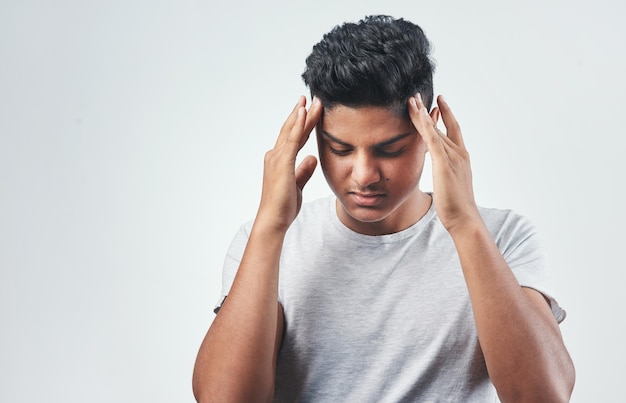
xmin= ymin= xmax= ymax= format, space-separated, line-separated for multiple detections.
xmin=451 ymin=220 xmax=574 ymax=402
xmin=192 ymin=96 xmax=320 ymax=402
xmin=192 ymin=222 xmax=286 ymax=402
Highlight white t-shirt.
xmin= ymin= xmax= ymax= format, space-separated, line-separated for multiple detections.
xmin=218 ymin=196 xmax=564 ymax=402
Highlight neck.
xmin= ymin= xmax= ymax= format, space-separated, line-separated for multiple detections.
xmin=336 ymin=190 xmax=432 ymax=236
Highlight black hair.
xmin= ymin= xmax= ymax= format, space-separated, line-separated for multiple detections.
xmin=302 ymin=15 xmax=435 ymax=114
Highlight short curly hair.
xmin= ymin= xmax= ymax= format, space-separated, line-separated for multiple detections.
xmin=302 ymin=15 xmax=435 ymax=114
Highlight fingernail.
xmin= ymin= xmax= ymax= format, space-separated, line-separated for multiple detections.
xmin=416 ymin=93 xmax=423 ymax=104
xmin=312 ymin=96 xmax=320 ymax=106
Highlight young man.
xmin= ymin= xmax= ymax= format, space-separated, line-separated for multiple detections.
xmin=193 ymin=15 xmax=575 ymax=402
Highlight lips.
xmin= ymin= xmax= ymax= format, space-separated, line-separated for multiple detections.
xmin=350 ymin=192 xmax=385 ymax=207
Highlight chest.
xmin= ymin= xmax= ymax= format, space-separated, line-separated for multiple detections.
xmin=279 ymin=236 xmax=476 ymax=355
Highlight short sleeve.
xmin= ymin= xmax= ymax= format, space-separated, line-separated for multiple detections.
xmin=214 ymin=221 xmax=253 ymax=313
xmin=488 ymin=210 xmax=566 ymax=323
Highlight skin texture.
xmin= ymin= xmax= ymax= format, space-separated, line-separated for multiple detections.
xmin=317 ymin=105 xmax=432 ymax=235
xmin=409 ymin=94 xmax=575 ymax=401
xmin=192 ymin=95 xmax=575 ymax=402
xmin=192 ymin=97 xmax=321 ymax=403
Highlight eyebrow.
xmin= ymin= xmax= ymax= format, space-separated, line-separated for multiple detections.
xmin=320 ymin=130 xmax=412 ymax=148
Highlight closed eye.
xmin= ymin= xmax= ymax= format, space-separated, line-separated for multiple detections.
xmin=376 ymin=147 xmax=405 ymax=157
xmin=329 ymin=147 xmax=352 ymax=156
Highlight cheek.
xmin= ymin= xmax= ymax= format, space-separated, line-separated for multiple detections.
xmin=320 ymin=154 xmax=349 ymax=182
xmin=317 ymin=147 xmax=331 ymax=173
xmin=318 ymin=150 xmax=339 ymax=186
xmin=408 ymin=143 xmax=427 ymax=170
xmin=388 ymin=150 xmax=426 ymax=183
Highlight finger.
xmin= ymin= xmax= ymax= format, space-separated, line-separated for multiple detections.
xmin=295 ymin=155 xmax=317 ymax=190
xmin=408 ymin=94 xmax=445 ymax=157
xmin=275 ymin=96 xmax=306 ymax=147
xmin=437 ymin=95 xmax=465 ymax=148
xmin=429 ymin=106 xmax=440 ymax=127
xmin=426 ymin=107 xmax=441 ymax=154
xmin=301 ymin=97 xmax=322 ymax=142
xmin=285 ymin=97 xmax=323 ymax=155
xmin=285 ymin=104 xmax=307 ymax=149
xmin=292 ymin=97 xmax=322 ymax=150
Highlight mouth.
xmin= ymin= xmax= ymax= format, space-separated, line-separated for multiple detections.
xmin=349 ymin=192 xmax=386 ymax=207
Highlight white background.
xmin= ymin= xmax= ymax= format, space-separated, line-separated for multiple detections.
xmin=1 ymin=1 xmax=624 ymax=401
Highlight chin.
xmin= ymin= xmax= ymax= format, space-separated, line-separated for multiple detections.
xmin=341 ymin=202 xmax=393 ymax=224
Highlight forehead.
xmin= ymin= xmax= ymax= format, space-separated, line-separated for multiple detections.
xmin=320 ymin=104 xmax=415 ymax=143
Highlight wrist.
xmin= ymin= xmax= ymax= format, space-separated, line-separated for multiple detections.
xmin=445 ymin=214 xmax=488 ymax=241
xmin=251 ymin=214 xmax=291 ymax=239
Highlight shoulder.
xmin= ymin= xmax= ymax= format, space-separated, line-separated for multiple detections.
xmin=476 ymin=205 xmax=541 ymax=254
xmin=291 ymin=196 xmax=334 ymax=227
xmin=478 ymin=205 xmax=535 ymax=234
xmin=299 ymin=196 xmax=333 ymax=216
xmin=233 ymin=196 xmax=333 ymax=243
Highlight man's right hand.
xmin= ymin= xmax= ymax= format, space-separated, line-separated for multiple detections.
xmin=193 ymin=97 xmax=322 ymax=403
xmin=255 ymin=96 xmax=322 ymax=233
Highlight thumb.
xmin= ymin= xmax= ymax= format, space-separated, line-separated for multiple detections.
xmin=295 ymin=155 xmax=317 ymax=190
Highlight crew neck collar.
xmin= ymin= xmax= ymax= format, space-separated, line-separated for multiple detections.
xmin=327 ymin=193 xmax=436 ymax=244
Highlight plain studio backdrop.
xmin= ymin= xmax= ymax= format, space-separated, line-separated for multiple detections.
xmin=1 ymin=0 xmax=623 ymax=401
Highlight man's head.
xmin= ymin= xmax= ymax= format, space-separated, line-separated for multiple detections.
xmin=302 ymin=15 xmax=435 ymax=115
xmin=302 ymin=16 xmax=436 ymax=235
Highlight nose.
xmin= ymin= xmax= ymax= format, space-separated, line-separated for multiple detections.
xmin=351 ymin=152 xmax=381 ymax=189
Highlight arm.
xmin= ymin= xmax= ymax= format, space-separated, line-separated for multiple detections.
xmin=408 ymin=94 xmax=575 ymax=402
xmin=192 ymin=97 xmax=322 ymax=402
